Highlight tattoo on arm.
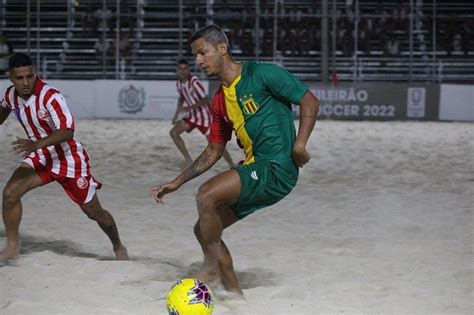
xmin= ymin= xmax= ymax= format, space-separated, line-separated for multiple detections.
xmin=182 ymin=150 xmax=214 ymax=182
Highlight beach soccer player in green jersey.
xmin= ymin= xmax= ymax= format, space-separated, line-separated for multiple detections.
xmin=150 ymin=25 xmax=319 ymax=295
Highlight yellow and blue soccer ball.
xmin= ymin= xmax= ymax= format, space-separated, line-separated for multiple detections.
xmin=166 ymin=278 xmax=214 ymax=315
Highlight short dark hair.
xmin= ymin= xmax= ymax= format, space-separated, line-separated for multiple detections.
xmin=177 ymin=59 xmax=189 ymax=66
xmin=8 ymin=52 xmax=34 ymax=70
xmin=189 ymin=25 xmax=231 ymax=53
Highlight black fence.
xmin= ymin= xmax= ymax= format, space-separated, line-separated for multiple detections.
xmin=0 ymin=0 xmax=473 ymax=82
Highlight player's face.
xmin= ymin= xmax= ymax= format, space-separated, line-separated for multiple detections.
xmin=176 ymin=63 xmax=190 ymax=81
xmin=9 ymin=65 xmax=37 ymax=100
xmin=191 ymin=38 xmax=223 ymax=78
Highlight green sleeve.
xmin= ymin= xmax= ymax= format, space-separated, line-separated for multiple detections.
xmin=258 ymin=63 xmax=308 ymax=105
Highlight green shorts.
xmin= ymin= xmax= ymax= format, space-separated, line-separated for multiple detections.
xmin=231 ymin=159 xmax=299 ymax=219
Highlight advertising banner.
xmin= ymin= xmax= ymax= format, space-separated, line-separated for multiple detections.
xmin=6 ymin=79 xmax=473 ymax=122
xmin=93 ymin=80 xmax=181 ymax=119
xmin=439 ymin=84 xmax=474 ymax=121
xmin=210 ymin=81 xmax=440 ymax=121
xmin=306 ymin=83 xmax=439 ymax=121
xmin=48 ymin=80 xmax=95 ymax=118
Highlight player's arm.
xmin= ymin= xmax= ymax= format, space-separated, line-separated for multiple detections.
xmin=172 ymin=96 xmax=184 ymax=124
xmin=32 ymin=128 xmax=74 ymax=149
xmin=0 ymin=106 xmax=11 ymax=125
xmin=178 ymin=141 xmax=224 ymax=183
xmin=149 ymin=141 xmax=225 ymax=203
xmin=12 ymin=129 xmax=74 ymax=157
xmin=292 ymin=90 xmax=319 ymax=167
xmin=186 ymin=95 xmax=210 ymax=111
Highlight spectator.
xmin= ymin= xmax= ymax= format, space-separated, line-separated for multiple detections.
xmin=452 ymin=33 xmax=463 ymax=54
xmin=113 ymin=31 xmax=131 ymax=58
xmin=397 ymin=7 xmax=410 ymax=33
xmin=120 ymin=0 xmax=136 ymax=33
xmin=227 ymin=22 xmax=242 ymax=53
xmin=358 ymin=17 xmax=371 ymax=54
xmin=94 ymin=36 xmax=111 ymax=66
xmin=341 ymin=29 xmax=354 ymax=57
xmin=384 ymin=34 xmax=400 ymax=57
xmin=260 ymin=8 xmax=273 ymax=56
xmin=0 ymin=34 xmax=13 ymax=75
xmin=81 ymin=3 xmax=99 ymax=36
xmin=444 ymin=15 xmax=458 ymax=55
xmin=240 ymin=23 xmax=255 ymax=55
xmin=331 ymin=70 xmax=339 ymax=86
xmin=374 ymin=11 xmax=388 ymax=51
xmin=462 ymin=19 xmax=474 ymax=56
xmin=94 ymin=6 xmax=114 ymax=35
xmin=215 ymin=0 xmax=233 ymax=30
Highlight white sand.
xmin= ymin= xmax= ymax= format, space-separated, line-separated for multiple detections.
xmin=0 ymin=118 xmax=472 ymax=315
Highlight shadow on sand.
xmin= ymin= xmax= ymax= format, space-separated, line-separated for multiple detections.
xmin=178 ymin=261 xmax=281 ymax=290
xmin=0 ymin=231 xmax=110 ymax=261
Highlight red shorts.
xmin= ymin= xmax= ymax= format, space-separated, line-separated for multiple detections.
xmin=183 ymin=118 xmax=210 ymax=135
xmin=36 ymin=167 xmax=102 ymax=205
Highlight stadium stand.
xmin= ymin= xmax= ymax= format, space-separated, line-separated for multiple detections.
xmin=0 ymin=0 xmax=473 ymax=82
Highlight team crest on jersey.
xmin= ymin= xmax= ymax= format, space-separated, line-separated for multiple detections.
xmin=239 ymin=94 xmax=259 ymax=115
xmin=76 ymin=177 xmax=89 ymax=189
xmin=118 ymin=85 xmax=146 ymax=114
xmin=37 ymin=108 xmax=51 ymax=121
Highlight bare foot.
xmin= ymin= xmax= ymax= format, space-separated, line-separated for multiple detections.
xmin=193 ymin=271 xmax=222 ymax=288
xmin=114 ymin=246 xmax=129 ymax=260
xmin=0 ymin=247 xmax=20 ymax=265
xmin=221 ymin=280 xmax=244 ymax=296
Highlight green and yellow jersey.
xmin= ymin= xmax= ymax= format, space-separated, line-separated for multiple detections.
xmin=209 ymin=61 xmax=308 ymax=164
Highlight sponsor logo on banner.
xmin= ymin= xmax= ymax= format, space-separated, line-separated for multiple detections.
xmin=118 ymin=85 xmax=146 ymax=114
xmin=239 ymin=94 xmax=259 ymax=115
xmin=310 ymin=87 xmax=397 ymax=119
xmin=407 ymin=87 xmax=426 ymax=118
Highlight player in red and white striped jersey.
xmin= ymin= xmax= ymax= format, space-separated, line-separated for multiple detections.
xmin=0 ymin=53 xmax=128 ymax=263
xmin=170 ymin=59 xmax=234 ymax=168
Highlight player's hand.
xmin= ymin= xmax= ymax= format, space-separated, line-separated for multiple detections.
xmin=12 ymin=137 xmax=37 ymax=157
xmin=149 ymin=181 xmax=180 ymax=204
xmin=292 ymin=143 xmax=311 ymax=167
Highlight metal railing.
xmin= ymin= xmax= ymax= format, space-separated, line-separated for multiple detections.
xmin=0 ymin=0 xmax=473 ymax=82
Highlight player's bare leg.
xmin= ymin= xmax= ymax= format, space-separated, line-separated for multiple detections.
xmin=192 ymin=215 xmax=223 ymax=288
xmin=192 ymin=170 xmax=242 ymax=294
xmin=218 ymin=239 xmax=243 ymax=295
xmin=80 ymin=194 xmax=129 ymax=260
xmin=170 ymin=120 xmax=193 ymax=167
xmin=0 ymin=165 xmax=43 ymax=263
xmin=0 ymin=198 xmax=22 ymax=263
xmin=194 ymin=219 xmax=242 ymax=295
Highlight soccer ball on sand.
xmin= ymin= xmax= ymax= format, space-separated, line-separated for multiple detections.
xmin=166 ymin=278 xmax=214 ymax=315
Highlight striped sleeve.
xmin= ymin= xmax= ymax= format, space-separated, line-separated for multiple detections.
xmin=1 ymin=86 xmax=13 ymax=110
xmin=191 ymin=76 xmax=207 ymax=99
xmin=45 ymin=93 xmax=75 ymax=130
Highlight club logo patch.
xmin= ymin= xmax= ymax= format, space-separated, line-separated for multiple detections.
xmin=38 ymin=108 xmax=51 ymax=120
xmin=239 ymin=94 xmax=259 ymax=115
xmin=76 ymin=177 xmax=89 ymax=189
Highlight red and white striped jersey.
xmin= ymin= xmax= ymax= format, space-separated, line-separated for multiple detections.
xmin=176 ymin=74 xmax=212 ymax=128
xmin=1 ymin=79 xmax=91 ymax=178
